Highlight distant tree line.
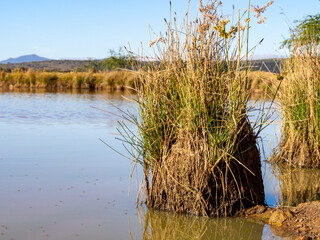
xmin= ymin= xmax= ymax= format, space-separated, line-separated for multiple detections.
xmin=82 ymin=48 xmax=134 ymax=72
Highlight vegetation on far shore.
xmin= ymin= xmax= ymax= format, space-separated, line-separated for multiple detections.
xmin=0 ymin=69 xmax=138 ymax=91
xmin=0 ymin=67 xmax=279 ymax=98
xmin=0 ymin=45 xmax=283 ymax=94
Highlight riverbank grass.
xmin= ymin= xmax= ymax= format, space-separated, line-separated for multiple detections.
xmin=0 ymin=69 xmax=137 ymax=91
xmin=273 ymin=39 xmax=320 ymax=167
xmin=118 ymin=0 xmax=272 ymax=216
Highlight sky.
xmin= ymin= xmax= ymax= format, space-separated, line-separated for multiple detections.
xmin=0 ymin=0 xmax=319 ymax=60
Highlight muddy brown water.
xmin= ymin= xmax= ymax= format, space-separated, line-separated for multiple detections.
xmin=0 ymin=90 xmax=317 ymax=239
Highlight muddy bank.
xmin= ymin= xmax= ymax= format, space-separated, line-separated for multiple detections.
xmin=238 ymin=201 xmax=320 ymax=239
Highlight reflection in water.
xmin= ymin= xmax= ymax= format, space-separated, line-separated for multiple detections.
xmin=129 ymin=208 xmax=296 ymax=240
xmin=0 ymin=90 xmax=136 ymax=127
xmin=272 ymin=164 xmax=320 ymax=206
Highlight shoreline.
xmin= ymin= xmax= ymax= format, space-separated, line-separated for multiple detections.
xmin=0 ymin=69 xmax=277 ymax=97
xmin=0 ymin=69 xmax=138 ymax=92
xmin=238 ymin=202 xmax=320 ymax=239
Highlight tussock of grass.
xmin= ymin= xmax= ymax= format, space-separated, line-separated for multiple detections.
xmin=0 ymin=69 xmax=137 ymax=91
xmin=117 ymin=0 xmax=268 ymax=217
xmin=273 ymin=40 xmax=320 ymax=167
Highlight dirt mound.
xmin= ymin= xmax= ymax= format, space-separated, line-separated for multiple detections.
xmin=147 ymin=121 xmax=265 ymax=216
xmin=283 ymin=201 xmax=320 ymax=239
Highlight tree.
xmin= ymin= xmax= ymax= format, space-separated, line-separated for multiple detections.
xmin=281 ymin=13 xmax=320 ymax=49
xmin=82 ymin=48 xmax=132 ymax=72
xmin=102 ymin=48 xmax=130 ymax=70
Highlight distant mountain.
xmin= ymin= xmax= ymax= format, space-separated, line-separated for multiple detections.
xmin=0 ymin=54 xmax=50 ymax=64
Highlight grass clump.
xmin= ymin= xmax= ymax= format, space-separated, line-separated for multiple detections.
xmin=117 ymin=0 xmax=274 ymax=216
xmin=273 ymin=38 xmax=320 ymax=167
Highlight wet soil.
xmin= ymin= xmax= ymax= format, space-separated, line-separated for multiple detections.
xmin=238 ymin=201 xmax=320 ymax=239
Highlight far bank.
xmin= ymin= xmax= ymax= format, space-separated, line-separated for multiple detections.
xmin=0 ymin=68 xmax=278 ymax=97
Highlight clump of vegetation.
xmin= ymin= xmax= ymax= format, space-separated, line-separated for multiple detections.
xmin=274 ymin=15 xmax=320 ymax=167
xmin=281 ymin=13 xmax=320 ymax=50
xmin=117 ymin=0 xmax=274 ymax=216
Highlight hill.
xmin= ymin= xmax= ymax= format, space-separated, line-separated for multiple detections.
xmin=0 ymin=54 xmax=50 ymax=64
xmin=0 ymin=59 xmax=91 ymax=72
xmin=249 ymin=58 xmax=284 ymax=73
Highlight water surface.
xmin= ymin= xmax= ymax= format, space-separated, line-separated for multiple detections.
xmin=0 ymin=91 xmax=303 ymax=239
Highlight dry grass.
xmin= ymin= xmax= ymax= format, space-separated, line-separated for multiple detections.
xmin=247 ymin=70 xmax=278 ymax=98
xmin=0 ymin=69 xmax=137 ymax=91
xmin=115 ymin=0 xmax=272 ymax=217
xmin=273 ymin=39 xmax=320 ymax=167
xmin=0 ymin=67 xmax=278 ymax=96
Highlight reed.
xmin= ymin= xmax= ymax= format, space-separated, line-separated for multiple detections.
xmin=0 ymin=69 xmax=137 ymax=91
xmin=273 ymin=38 xmax=320 ymax=167
xmin=115 ymin=0 xmax=275 ymax=217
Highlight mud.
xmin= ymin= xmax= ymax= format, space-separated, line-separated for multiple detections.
xmin=238 ymin=201 xmax=320 ymax=239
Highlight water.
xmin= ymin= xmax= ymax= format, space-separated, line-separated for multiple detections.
xmin=0 ymin=91 xmax=303 ymax=240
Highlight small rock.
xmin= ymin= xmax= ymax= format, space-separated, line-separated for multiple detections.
xmin=268 ymin=209 xmax=293 ymax=227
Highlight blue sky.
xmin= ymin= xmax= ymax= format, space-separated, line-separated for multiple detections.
xmin=0 ymin=0 xmax=318 ymax=60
